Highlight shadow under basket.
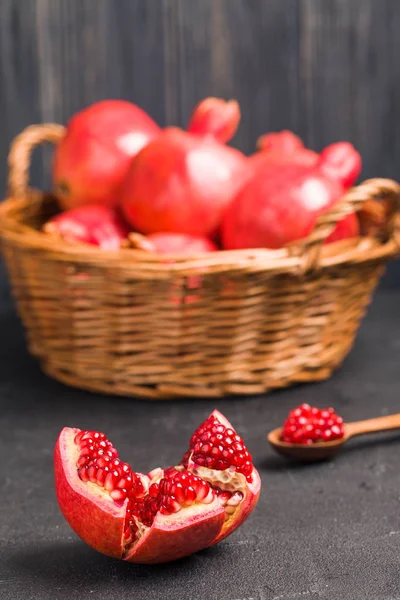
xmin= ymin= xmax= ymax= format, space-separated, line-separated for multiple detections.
xmin=1 ymin=124 xmax=400 ymax=399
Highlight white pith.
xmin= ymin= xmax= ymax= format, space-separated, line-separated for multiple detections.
xmin=187 ymin=458 xmax=246 ymax=523
xmin=189 ymin=462 xmax=248 ymax=494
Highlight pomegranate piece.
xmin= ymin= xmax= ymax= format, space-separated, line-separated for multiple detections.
xmin=43 ymin=205 xmax=130 ymax=250
xmin=52 ymin=100 xmax=161 ymax=209
xmin=181 ymin=410 xmax=261 ymax=544
xmin=120 ymin=127 xmax=250 ymax=237
xmin=187 ymin=97 xmax=241 ymax=144
xmin=281 ymin=403 xmax=345 ymax=445
xmin=54 ymin=410 xmax=260 ymax=563
xmin=221 ymin=161 xmax=359 ymax=250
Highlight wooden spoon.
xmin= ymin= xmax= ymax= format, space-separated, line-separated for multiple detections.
xmin=268 ymin=413 xmax=400 ymax=462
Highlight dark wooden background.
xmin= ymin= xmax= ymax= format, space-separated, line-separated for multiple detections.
xmin=1 ymin=0 xmax=400 ymax=283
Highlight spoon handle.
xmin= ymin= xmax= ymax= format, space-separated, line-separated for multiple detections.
xmin=346 ymin=413 xmax=400 ymax=438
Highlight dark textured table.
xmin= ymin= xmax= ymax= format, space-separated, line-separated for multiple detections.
xmin=1 ymin=262 xmax=400 ymax=600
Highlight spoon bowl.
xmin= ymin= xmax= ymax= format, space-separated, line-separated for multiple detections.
xmin=267 ymin=426 xmax=349 ymax=461
xmin=268 ymin=413 xmax=400 ymax=462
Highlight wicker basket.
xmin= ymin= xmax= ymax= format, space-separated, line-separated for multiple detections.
xmin=1 ymin=124 xmax=400 ymax=399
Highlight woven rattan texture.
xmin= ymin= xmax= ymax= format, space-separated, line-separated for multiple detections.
xmin=1 ymin=124 xmax=399 ymax=398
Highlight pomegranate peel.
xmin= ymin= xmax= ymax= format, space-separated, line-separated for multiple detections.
xmin=54 ymin=410 xmax=260 ymax=564
xmin=54 ymin=428 xmax=129 ymax=559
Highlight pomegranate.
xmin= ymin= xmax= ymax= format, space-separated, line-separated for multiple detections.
xmin=54 ymin=410 xmax=260 ymax=563
xmin=187 ymin=97 xmax=241 ymax=143
xmin=120 ymin=127 xmax=249 ymax=237
xmin=281 ymin=403 xmax=345 ymax=444
xmin=43 ymin=205 xmax=130 ymax=250
xmin=221 ymin=162 xmax=360 ymax=250
xmin=52 ymin=100 xmax=161 ymax=209
xmin=129 ymin=232 xmax=218 ymax=255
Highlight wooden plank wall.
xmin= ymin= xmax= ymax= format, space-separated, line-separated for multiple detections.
xmin=1 ymin=0 xmax=399 ymax=282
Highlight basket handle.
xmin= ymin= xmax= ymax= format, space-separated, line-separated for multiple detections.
xmin=302 ymin=177 xmax=400 ymax=270
xmin=7 ymin=123 xmax=66 ymax=199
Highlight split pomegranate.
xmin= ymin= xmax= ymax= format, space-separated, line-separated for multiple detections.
xmin=54 ymin=410 xmax=260 ymax=563
xmin=187 ymin=97 xmax=241 ymax=143
xmin=43 ymin=205 xmax=130 ymax=250
xmin=221 ymin=161 xmax=360 ymax=250
xmin=52 ymin=100 xmax=161 ymax=209
xmin=281 ymin=403 xmax=345 ymax=445
xmin=120 ymin=126 xmax=249 ymax=238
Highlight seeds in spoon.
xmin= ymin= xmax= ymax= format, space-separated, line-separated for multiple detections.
xmin=281 ymin=403 xmax=344 ymax=445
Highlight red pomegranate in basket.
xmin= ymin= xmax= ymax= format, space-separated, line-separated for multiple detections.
xmin=52 ymin=100 xmax=161 ymax=209
xmin=223 ymin=131 xmax=362 ymax=250
xmin=119 ymin=97 xmax=249 ymax=238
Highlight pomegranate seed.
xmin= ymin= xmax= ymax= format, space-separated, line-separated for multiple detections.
xmin=77 ymin=455 xmax=90 ymax=468
xmin=281 ymin=404 xmax=345 ymax=445
xmin=217 ymin=491 xmax=232 ymax=507
xmin=87 ymin=465 xmax=97 ymax=483
xmin=104 ymin=470 xmax=119 ymax=492
xmin=117 ymin=476 xmax=133 ymax=490
xmin=110 ymin=488 xmax=127 ymax=502
xmin=185 ymin=486 xmax=196 ymax=505
xmin=149 ymin=483 xmax=159 ymax=498
xmin=78 ymin=467 xmax=89 ymax=482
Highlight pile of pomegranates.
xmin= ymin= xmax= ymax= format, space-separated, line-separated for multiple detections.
xmin=55 ymin=410 xmax=261 ymax=563
xmin=45 ymin=97 xmax=363 ymax=256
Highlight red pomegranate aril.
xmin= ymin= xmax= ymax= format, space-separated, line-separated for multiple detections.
xmin=110 ymin=488 xmax=128 ymax=502
xmin=149 ymin=484 xmax=159 ymax=498
xmin=281 ymin=403 xmax=345 ymax=445
xmin=117 ymin=476 xmax=133 ymax=490
xmin=95 ymin=456 xmax=110 ymax=468
xmin=78 ymin=467 xmax=89 ymax=482
xmin=77 ymin=455 xmax=90 ymax=468
xmin=185 ymin=487 xmax=197 ymax=505
xmin=96 ymin=469 xmax=107 ymax=485
xmin=217 ymin=491 xmax=232 ymax=506
xmin=104 ymin=471 xmax=119 ymax=492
